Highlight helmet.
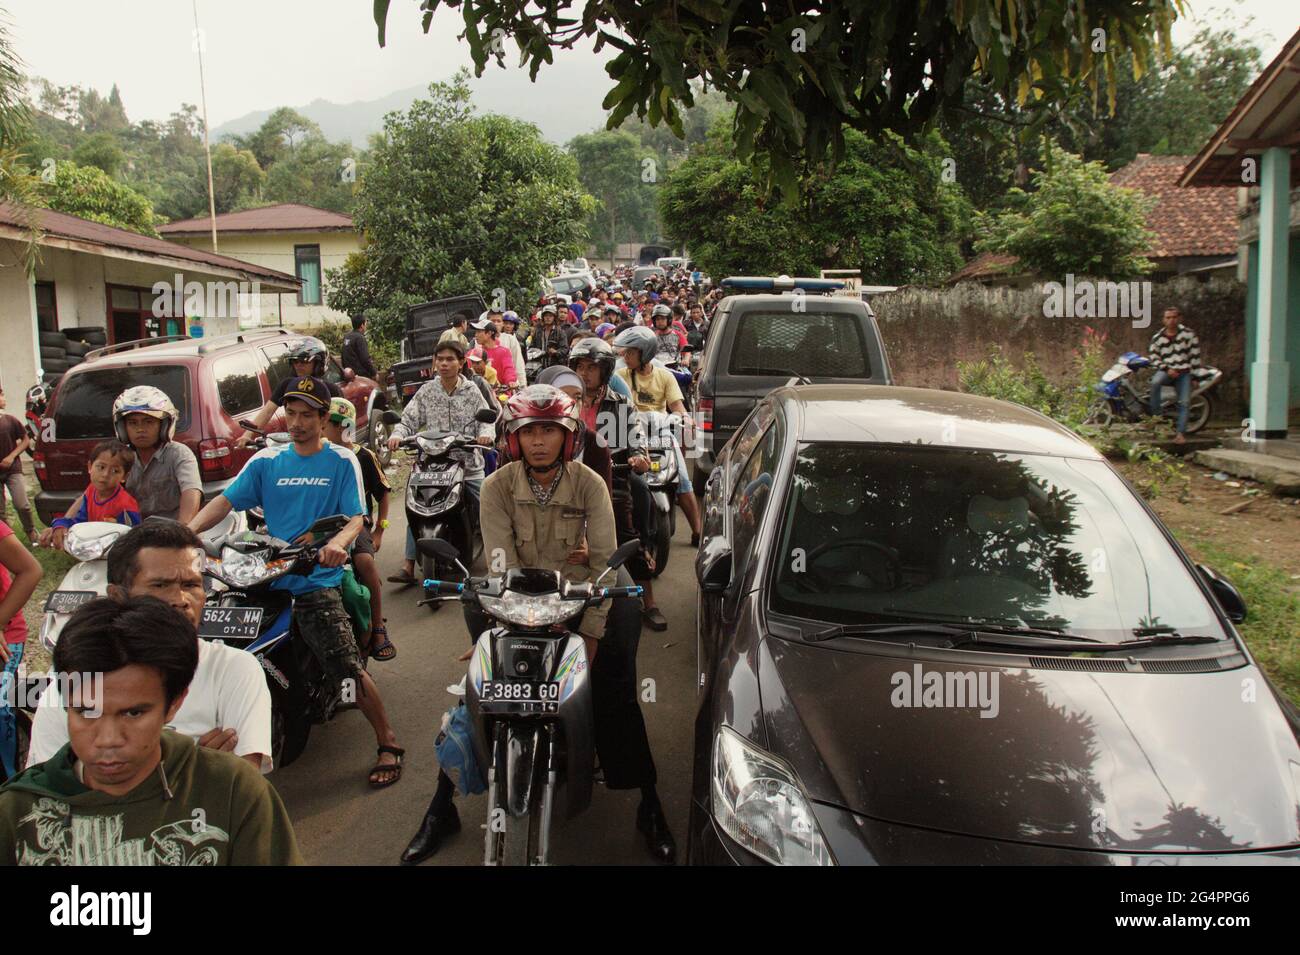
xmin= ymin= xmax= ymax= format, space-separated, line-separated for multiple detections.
xmin=502 ymin=384 xmax=582 ymax=464
xmin=612 ymin=325 xmax=658 ymax=366
xmin=568 ymin=336 xmax=616 ymax=385
xmin=651 ymin=304 xmax=673 ymax=324
xmin=112 ymin=385 xmax=178 ymax=445
xmin=288 ymin=337 xmax=328 ymax=376
xmin=502 ymin=310 xmax=520 ymax=327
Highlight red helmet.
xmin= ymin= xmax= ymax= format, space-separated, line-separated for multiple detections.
xmin=502 ymin=385 xmax=582 ymax=463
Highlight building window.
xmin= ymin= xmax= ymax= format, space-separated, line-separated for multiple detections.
xmin=107 ymin=284 xmax=185 ymax=344
xmin=295 ymin=245 xmax=322 ymax=305
xmin=35 ymin=281 xmax=57 ymax=332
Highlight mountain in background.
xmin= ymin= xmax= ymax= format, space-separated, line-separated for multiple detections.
xmin=211 ymin=59 xmax=610 ymax=147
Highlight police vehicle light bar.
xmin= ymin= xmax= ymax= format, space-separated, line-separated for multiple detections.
xmin=720 ymin=275 xmax=846 ymax=292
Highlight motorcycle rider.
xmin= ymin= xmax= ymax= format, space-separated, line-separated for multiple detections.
xmin=1148 ymin=306 xmax=1202 ymax=445
xmin=567 ymin=337 xmax=666 ymax=628
xmin=400 ymin=385 xmax=675 ymax=864
xmin=488 ymin=307 xmax=527 ymax=387
xmin=189 ymin=376 xmax=406 ymax=787
xmin=385 ymin=339 xmax=495 ymax=587
xmin=529 ymin=304 xmax=570 ymax=370
xmin=612 ymin=326 xmax=703 ymax=553
xmin=650 ymin=304 xmax=685 ymax=366
xmin=235 ymin=338 xmax=342 ymax=448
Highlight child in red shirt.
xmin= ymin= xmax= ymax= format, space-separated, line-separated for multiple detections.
xmin=50 ymin=440 xmax=142 ymax=531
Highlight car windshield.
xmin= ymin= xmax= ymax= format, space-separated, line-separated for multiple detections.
xmin=54 ymin=366 xmax=191 ymax=440
xmin=768 ymin=444 xmax=1227 ymax=642
xmin=729 ymin=311 xmax=870 ymax=379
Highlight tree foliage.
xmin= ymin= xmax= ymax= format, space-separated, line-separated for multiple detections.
xmin=660 ymin=122 xmax=968 ymax=284
xmin=976 ymin=144 xmax=1156 ymax=277
xmin=567 ymin=129 xmax=658 ymax=256
xmin=375 ymin=0 xmax=1182 ymax=197
xmin=38 ymin=159 xmax=160 ymax=236
xmin=326 ymin=71 xmax=593 ymax=335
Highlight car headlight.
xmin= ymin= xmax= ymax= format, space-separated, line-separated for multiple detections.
xmin=216 ymin=547 xmax=290 ymax=588
xmin=479 ymin=592 xmax=587 ymax=628
xmin=711 ymin=726 xmax=834 ymax=866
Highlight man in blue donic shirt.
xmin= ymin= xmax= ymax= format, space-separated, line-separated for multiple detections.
xmin=188 ymin=376 xmax=405 ymax=788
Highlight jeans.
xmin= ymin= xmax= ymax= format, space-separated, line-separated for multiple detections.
xmin=405 ymin=477 xmax=483 ymax=561
xmin=0 ymin=471 xmax=34 ymax=538
xmin=1149 ymin=370 xmax=1193 ymax=433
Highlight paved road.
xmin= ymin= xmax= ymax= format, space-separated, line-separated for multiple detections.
xmin=273 ymin=487 xmax=699 ymax=866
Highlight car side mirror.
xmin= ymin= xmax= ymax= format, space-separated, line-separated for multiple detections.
xmin=1197 ymin=564 xmax=1247 ymax=623
xmin=698 ymin=543 xmax=733 ymax=593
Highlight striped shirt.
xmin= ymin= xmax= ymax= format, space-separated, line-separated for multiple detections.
xmin=1149 ymin=324 xmax=1201 ymax=373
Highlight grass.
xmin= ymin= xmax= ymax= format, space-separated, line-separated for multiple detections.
xmin=1183 ymin=537 xmax=1300 ymax=706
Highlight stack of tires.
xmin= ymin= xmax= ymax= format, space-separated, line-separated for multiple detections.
xmin=38 ymin=326 xmax=107 ymax=387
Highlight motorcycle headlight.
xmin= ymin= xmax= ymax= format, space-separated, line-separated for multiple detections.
xmin=65 ymin=533 xmax=112 ymax=562
xmin=417 ymin=434 xmax=454 ymax=456
xmin=216 ymin=546 xmax=290 ymax=588
xmin=478 ymin=592 xmax=587 ymax=628
xmin=711 ymin=726 xmax=834 ymax=866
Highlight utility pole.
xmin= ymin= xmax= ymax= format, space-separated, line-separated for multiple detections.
xmin=193 ymin=0 xmax=218 ymax=253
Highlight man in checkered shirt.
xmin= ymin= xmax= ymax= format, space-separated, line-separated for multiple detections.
xmin=1148 ymin=306 xmax=1201 ymax=444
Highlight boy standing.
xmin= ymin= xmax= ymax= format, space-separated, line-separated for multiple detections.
xmin=0 ymin=388 xmax=34 ymax=541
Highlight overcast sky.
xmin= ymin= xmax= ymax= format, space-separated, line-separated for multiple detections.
xmin=6 ymin=0 xmax=1296 ymax=127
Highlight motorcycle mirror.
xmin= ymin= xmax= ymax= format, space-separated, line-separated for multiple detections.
xmin=238 ymin=419 xmax=266 ymax=435
xmin=475 ymin=408 xmax=499 ymax=423
xmin=306 ymin=514 xmax=348 ymax=537
xmin=596 ymin=539 xmax=642 ymax=583
xmin=420 ymin=538 xmax=462 ymax=563
xmin=382 ymin=409 xmax=402 ymax=426
xmin=343 ymin=367 xmax=356 ymax=381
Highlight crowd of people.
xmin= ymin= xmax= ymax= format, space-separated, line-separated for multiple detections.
xmin=0 ymin=260 xmax=721 ymax=866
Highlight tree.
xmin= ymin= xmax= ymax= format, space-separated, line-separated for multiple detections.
xmin=976 ymin=145 xmax=1156 ymax=277
xmin=260 ymin=137 xmax=360 ymax=213
xmin=567 ymin=130 xmax=657 ymax=257
xmin=660 ymin=122 xmax=968 ymax=284
xmin=375 ymin=0 xmax=1182 ymax=196
xmin=38 ymin=159 xmax=159 ymax=236
xmin=209 ymin=142 xmax=265 ymax=212
xmin=326 ymin=72 xmax=593 ymax=337
xmin=229 ymin=107 xmax=322 ymax=169
xmin=71 ymin=131 xmax=125 ymax=177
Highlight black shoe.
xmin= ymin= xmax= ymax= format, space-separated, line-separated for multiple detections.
xmin=400 ymin=804 xmax=461 ymax=865
xmin=642 ymin=606 xmax=668 ymax=632
xmin=636 ymin=801 xmax=677 ymax=864
xmin=689 ymin=533 xmax=700 ymax=547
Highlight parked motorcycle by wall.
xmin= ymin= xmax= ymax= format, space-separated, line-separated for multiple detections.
xmin=399 ymin=407 xmax=499 ymax=611
xmin=1086 ymin=352 xmax=1222 ymax=434
xmin=420 ymin=537 xmax=642 ymax=866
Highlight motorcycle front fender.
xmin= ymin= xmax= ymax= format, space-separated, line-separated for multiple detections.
xmin=652 ymin=490 xmax=671 ymax=513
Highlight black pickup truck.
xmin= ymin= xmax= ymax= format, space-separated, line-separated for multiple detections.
xmin=388 ymin=294 xmax=487 ymax=406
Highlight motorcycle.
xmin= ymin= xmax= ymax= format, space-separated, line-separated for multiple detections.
xmin=39 ymin=512 xmax=244 ymax=652
xmin=400 ymin=407 xmax=499 ymax=612
xmin=525 ymin=347 xmax=544 ymax=383
xmin=420 ymin=537 xmax=643 ymax=866
xmin=23 ymin=382 xmax=51 ymax=457
xmin=1087 ymin=352 xmax=1222 ymax=434
xmin=201 ymin=514 xmax=358 ymax=769
xmin=638 ymin=411 xmax=680 ymax=577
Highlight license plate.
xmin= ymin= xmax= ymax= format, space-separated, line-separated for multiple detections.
xmin=43 ymin=590 xmax=96 ymax=614
xmin=198 ymin=606 xmax=264 ymax=639
xmin=480 ymin=680 xmax=560 ymax=713
xmin=414 ymin=469 xmax=457 ymax=486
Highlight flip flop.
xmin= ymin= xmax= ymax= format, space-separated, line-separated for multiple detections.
xmin=368 ymin=745 xmax=405 ymax=788
xmin=386 ymin=570 xmax=417 ymax=586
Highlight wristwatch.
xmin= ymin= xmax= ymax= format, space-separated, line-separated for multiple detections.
xmin=378 ymin=519 xmax=390 ymax=530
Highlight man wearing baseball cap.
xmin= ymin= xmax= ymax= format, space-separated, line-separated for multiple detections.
xmin=471 ymin=315 xmax=517 ymax=388
xmin=189 ymin=376 xmax=406 ymax=787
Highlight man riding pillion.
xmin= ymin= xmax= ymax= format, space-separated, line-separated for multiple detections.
xmin=650 ymin=304 xmax=685 ymax=366
xmin=235 ymin=338 xmax=341 ymax=448
xmin=189 ymin=376 xmax=406 ymax=788
xmin=567 ymin=337 xmax=665 ymax=629
xmin=385 ymin=338 xmax=495 ymax=588
xmin=400 ymin=385 xmax=676 ymax=864
xmin=612 ymin=325 xmax=704 ymax=552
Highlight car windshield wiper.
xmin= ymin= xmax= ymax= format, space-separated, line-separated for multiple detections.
xmin=806 ymin=622 xmax=1103 ymax=648
xmin=736 ymin=367 xmax=811 ymax=382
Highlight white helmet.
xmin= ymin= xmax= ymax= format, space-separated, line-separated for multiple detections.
xmin=112 ymin=385 xmax=178 ymax=445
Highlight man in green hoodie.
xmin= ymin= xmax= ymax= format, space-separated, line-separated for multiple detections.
xmin=0 ymin=596 xmax=302 ymax=866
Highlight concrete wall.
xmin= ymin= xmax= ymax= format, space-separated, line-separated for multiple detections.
xmin=871 ymin=274 xmax=1251 ymax=414
xmin=166 ymin=230 xmax=360 ymax=330
xmin=0 ymin=245 xmax=39 ymax=393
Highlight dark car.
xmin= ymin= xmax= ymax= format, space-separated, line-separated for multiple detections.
xmin=691 ymin=277 xmax=891 ymax=490
xmin=34 ymin=329 xmax=386 ymax=524
xmin=689 ymin=384 xmax=1300 ymax=865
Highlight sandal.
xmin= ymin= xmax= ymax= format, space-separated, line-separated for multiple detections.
xmin=643 ymin=606 xmax=668 ymax=632
xmin=386 ymin=569 xmax=417 ymax=586
xmin=370 ymin=625 xmax=397 ymax=662
xmin=368 ymin=745 xmax=405 ymax=788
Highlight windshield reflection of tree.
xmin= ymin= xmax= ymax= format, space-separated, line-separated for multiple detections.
xmin=783 ymin=445 xmax=1093 ymax=625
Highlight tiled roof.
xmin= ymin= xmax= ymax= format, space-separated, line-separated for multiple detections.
xmin=947 ymin=252 xmax=1021 ymax=283
xmin=1109 ymin=154 xmax=1238 ymax=257
xmin=158 ymin=203 xmax=354 ymax=235
xmin=0 ymin=202 xmax=298 ymax=288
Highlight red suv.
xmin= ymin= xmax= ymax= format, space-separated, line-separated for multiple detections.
xmin=33 ymin=329 xmax=390 ymax=525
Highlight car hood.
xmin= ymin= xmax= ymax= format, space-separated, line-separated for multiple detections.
xmin=760 ymin=638 xmax=1300 ymax=853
